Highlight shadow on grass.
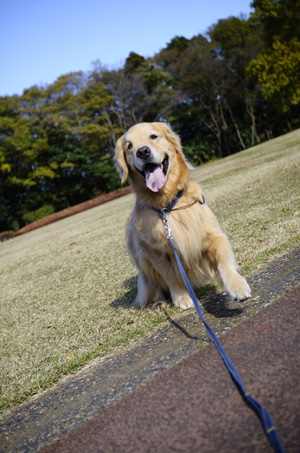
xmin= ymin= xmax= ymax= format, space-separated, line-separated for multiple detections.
xmin=110 ymin=276 xmax=138 ymax=309
xmin=111 ymin=278 xmax=242 ymax=319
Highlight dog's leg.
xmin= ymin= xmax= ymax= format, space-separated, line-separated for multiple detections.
xmin=134 ymin=272 xmax=166 ymax=308
xmin=135 ymin=256 xmax=193 ymax=310
xmin=149 ymin=255 xmax=194 ymax=310
xmin=169 ymin=286 xmax=194 ymax=310
xmin=207 ymin=235 xmax=251 ymax=301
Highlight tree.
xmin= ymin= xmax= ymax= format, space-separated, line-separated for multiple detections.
xmin=156 ymin=33 xmax=248 ymax=157
xmin=1 ymin=6 xmax=300 ymax=232
xmin=209 ymin=16 xmax=264 ymax=146
xmin=247 ymin=0 xmax=300 ymax=111
xmin=98 ymin=52 xmax=178 ymax=131
xmin=0 ymin=73 xmax=122 ymax=231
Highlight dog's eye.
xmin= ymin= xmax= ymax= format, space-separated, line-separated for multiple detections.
xmin=127 ymin=143 xmax=133 ymax=150
xmin=150 ymin=134 xmax=158 ymax=140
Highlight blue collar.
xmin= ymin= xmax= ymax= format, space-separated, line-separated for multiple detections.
xmin=153 ymin=190 xmax=184 ymax=232
xmin=153 ymin=189 xmax=205 ymax=224
xmin=161 ymin=189 xmax=184 ymax=213
xmin=154 ymin=189 xmax=205 ymax=215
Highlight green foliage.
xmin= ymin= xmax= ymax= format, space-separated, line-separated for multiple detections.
xmin=248 ymin=0 xmax=300 ymax=111
xmin=251 ymin=0 xmax=300 ymax=44
xmin=0 ymin=74 xmax=122 ymax=231
xmin=247 ymin=37 xmax=300 ymax=110
xmin=184 ymin=142 xmax=216 ymax=166
xmin=209 ymin=16 xmax=253 ymax=58
xmin=0 ymin=0 xmax=300 ymax=232
xmin=125 ymin=52 xmax=146 ymax=73
xmin=22 ymin=205 xmax=55 ymax=225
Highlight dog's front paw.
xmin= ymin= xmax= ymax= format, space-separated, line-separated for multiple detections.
xmin=173 ymin=295 xmax=194 ymax=310
xmin=225 ymin=272 xmax=251 ymax=301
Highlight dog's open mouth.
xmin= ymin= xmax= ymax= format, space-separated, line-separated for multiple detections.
xmin=138 ymin=156 xmax=169 ymax=192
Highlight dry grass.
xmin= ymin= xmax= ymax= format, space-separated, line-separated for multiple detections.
xmin=1 ymin=129 xmax=299 ymax=414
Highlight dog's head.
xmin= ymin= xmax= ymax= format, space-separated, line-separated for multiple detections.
xmin=115 ymin=122 xmax=190 ymax=202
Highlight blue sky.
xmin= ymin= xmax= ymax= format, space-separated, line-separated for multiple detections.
xmin=1 ymin=0 xmax=253 ymax=96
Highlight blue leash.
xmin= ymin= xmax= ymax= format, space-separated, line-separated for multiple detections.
xmin=156 ymin=192 xmax=285 ymax=453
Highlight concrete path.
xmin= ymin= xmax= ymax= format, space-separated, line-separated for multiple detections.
xmin=44 ymin=286 xmax=300 ymax=453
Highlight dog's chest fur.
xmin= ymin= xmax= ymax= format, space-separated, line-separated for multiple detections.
xmin=126 ymin=191 xmax=218 ymax=285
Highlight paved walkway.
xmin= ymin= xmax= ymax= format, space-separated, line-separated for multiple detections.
xmin=44 ymin=286 xmax=300 ymax=453
xmin=0 ymin=246 xmax=299 ymax=452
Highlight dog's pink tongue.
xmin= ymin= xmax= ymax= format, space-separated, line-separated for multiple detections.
xmin=145 ymin=166 xmax=165 ymax=192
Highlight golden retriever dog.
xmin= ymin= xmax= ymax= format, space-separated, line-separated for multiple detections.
xmin=115 ymin=122 xmax=251 ymax=310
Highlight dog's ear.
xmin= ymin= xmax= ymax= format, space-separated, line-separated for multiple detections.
xmin=158 ymin=122 xmax=182 ymax=153
xmin=159 ymin=122 xmax=194 ymax=169
xmin=114 ymin=135 xmax=128 ymax=184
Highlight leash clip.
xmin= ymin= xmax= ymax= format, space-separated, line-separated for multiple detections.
xmin=162 ymin=217 xmax=173 ymax=240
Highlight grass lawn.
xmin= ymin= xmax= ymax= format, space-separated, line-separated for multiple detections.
xmin=1 ymin=129 xmax=299 ymax=414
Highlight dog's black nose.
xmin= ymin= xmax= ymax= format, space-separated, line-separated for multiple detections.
xmin=136 ymin=146 xmax=151 ymax=160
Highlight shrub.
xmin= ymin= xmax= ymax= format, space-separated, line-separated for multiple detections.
xmin=22 ymin=205 xmax=55 ymax=225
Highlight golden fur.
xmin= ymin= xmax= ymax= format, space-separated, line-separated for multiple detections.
xmin=115 ymin=122 xmax=251 ymax=309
